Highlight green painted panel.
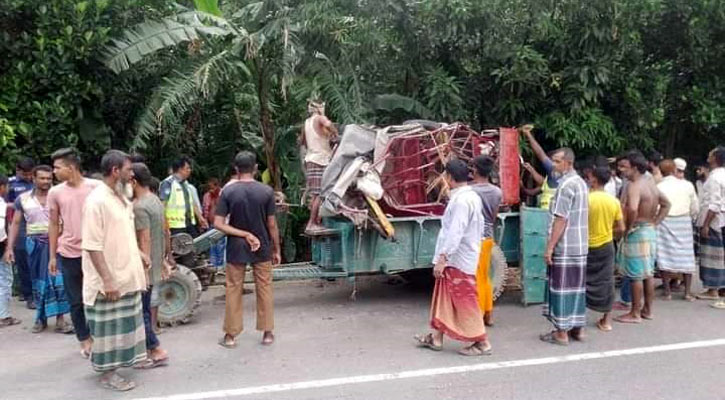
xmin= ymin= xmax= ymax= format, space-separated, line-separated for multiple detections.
xmin=522 ymin=278 xmax=547 ymax=306
xmin=520 ymin=207 xmax=550 ymax=305
xmin=494 ymin=212 xmax=520 ymax=263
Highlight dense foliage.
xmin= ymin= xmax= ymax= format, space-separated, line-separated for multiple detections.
xmin=2 ymin=0 xmax=724 ymax=178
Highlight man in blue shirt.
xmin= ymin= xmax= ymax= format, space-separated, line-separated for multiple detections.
xmin=6 ymin=157 xmax=35 ymax=309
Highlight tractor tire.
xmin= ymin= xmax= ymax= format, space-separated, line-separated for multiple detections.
xmin=490 ymin=244 xmax=508 ymax=302
xmin=157 ymin=265 xmax=202 ymax=326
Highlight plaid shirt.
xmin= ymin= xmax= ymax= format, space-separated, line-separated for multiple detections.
xmin=548 ymin=170 xmax=589 ymax=256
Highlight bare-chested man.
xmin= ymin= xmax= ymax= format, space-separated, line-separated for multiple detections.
xmin=300 ymin=101 xmax=338 ymax=234
xmin=615 ymin=151 xmax=671 ymax=323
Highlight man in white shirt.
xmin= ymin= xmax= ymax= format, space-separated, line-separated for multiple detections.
xmin=656 ymin=160 xmax=699 ymax=301
xmin=0 ymin=175 xmax=19 ymax=328
xmin=415 ymin=160 xmax=491 ymax=356
xmin=696 ymin=146 xmax=725 ymax=308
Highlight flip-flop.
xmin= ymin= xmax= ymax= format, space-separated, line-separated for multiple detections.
xmin=262 ymin=333 xmax=275 ymax=346
xmin=0 ymin=317 xmax=21 ymax=328
xmin=414 ymin=333 xmax=442 ymax=351
xmin=684 ymin=295 xmax=696 ymax=302
xmin=218 ymin=337 xmax=237 ymax=349
xmin=710 ymin=301 xmax=725 ymax=310
xmin=134 ymin=357 xmax=169 ymax=369
xmin=100 ymin=373 xmax=136 ymax=392
xmin=80 ymin=348 xmax=91 ymax=359
xmin=596 ymin=319 xmax=612 ymax=332
xmin=614 ymin=315 xmax=642 ymax=324
xmin=539 ymin=331 xmax=568 ymax=346
xmin=569 ymin=330 xmax=587 ymax=342
xmin=696 ymin=293 xmax=719 ymax=300
xmin=55 ymin=322 xmax=75 ymax=334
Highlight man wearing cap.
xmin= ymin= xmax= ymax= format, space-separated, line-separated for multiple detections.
xmin=674 ymin=158 xmax=688 ymax=180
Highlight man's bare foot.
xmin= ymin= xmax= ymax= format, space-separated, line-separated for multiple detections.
xmin=149 ymin=347 xmax=169 ymax=362
xmin=640 ymin=307 xmax=653 ymax=320
xmin=662 ymin=294 xmax=672 ymax=301
xmin=597 ymin=317 xmax=612 ymax=332
xmin=80 ymin=338 xmax=93 ymax=359
xmin=684 ymin=294 xmax=696 ymax=302
xmin=262 ymin=331 xmax=274 ymax=345
xmin=569 ymin=327 xmax=586 ymax=341
xmin=614 ymin=313 xmax=642 ymax=324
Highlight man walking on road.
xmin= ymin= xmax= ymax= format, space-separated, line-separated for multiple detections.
xmin=656 ymin=160 xmax=699 ymax=301
xmin=585 ymin=166 xmax=624 ymax=332
xmin=540 ymin=148 xmax=589 ymax=346
xmin=82 ymin=150 xmax=148 ymax=391
xmin=215 ymin=151 xmax=281 ymax=349
xmin=5 ymin=165 xmax=72 ymax=334
xmin=695 ymin=146 xmax=725 ymax=308
xmin=415 ymin=159 xmax=491 ymax=356
xmin=48 ymin=149 xmax=100 ymax=356
xmin=160 ymin=157 xmax=207 ymax=238
xmin=615 ymin=151 xmax=670 ymax=323
xmin=131 ymin=163 xmax=170 ymax=368
xmin=470 ymin=155 xmax=502 ymax=327
xmin=7 ymin=157 xmax=36 ymax=309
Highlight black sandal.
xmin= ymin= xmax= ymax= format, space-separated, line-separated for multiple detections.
xmin=539 ymin=331 xmax=569 ymax=346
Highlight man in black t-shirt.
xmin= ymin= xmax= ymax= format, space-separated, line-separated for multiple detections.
xmin=214 ymin=151 xmax=281 ymax=349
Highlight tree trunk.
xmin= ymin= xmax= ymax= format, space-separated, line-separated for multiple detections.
xmin=255 ymin=59 xmax=281 ymax=190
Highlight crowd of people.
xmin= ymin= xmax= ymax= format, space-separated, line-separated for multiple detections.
xmin=0 ymin=149 xmax=280 ymax=391
xmin=0 ymin=112 xmax=723 ymax=389
xmin=416 ymin=129 xmax=725 ymax=354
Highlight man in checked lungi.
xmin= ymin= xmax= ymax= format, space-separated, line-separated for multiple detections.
xmin=615 ymin=151 xmax=670 ymax=324
xmin=695 ymin=146 xmax=725 ymax=308
xmin=540 ymin=148 xmax=589 ymax=346
xmin=415 ymin=159 xmax=492 ymax=356
xmin=82 ymin=150 xmax=148 ymax=391
xmin=656 ymin=160 xmax=699 ymax=301
xmin=585 ymin=165 xmax=624 ymax=332
xmin=300 ymin=100 xmax=338 ymax=234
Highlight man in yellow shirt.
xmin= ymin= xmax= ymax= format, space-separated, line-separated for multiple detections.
xmin=586 ymin=166 xmax=625 ymax=331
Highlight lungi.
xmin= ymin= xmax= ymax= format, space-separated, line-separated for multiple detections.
xmin=475 ymin=238 xmax=494 ymax=313
xmin=430 ymin=267 xmax=487 ymax=342
xmin=209 ymin=236 xmax=227 ymax=269
xmin=544 ymin=254 xmax=587 ymax=330
xmin=27 ymin=236 xmax=69 ymax=323
xmin=85 ymin=292 xmax=147 ymax=372
xmin=699 ymin=227 xmax=725 ymax=289
xmin=618 ymin=224 xmax=656 ymax=281
xmin=305 ymin=162 xmax=325 ymax=197
xmin=586 ymin=242 xmax=615 ymax=313
xmin=656 ymin=215 xmax=696 ymax=273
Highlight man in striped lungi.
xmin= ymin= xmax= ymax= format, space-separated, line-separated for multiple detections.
xmin=696 ymin=146 xmax=725 ymax=308
xmin=541 ymin=148 xmax=589 ymax=346
xmin=656 ymin=159 xmax=699 ymax=301
xmin=82 ymin=150 xmax=148 ymax=391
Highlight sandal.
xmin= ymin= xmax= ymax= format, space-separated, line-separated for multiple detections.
xmin=596 ymin=319 xmax=612 ymax=332
xmin=218 ymin=336 xmax=237 ymax=349
xmin=100 ymin=373 xmax=136 ymax=392
xmin=0 ymin=317 xmax=21 ymax=328
xmin=31 ymin=321 xmax=47 ymax=333
xmin=80 ymin=348 xmax=91 ymax=359
xmin=710 ymin=301 xmax=725 ymax=310
xmin=458 ymin=343 xmax=492 ymax=357
xmin=414 ymin=333 xmax=442 ymax=351
xmin=539 ymin=331 xmax=568 ymax=346
xmin=262 ymin=332 xmax=275 ymax=346
xmin=569 ymin=329 xmax=586 ymax=342
xmin=55 ymin=321 xmax=75 ymax=334
xmin=696 ymin=292 xmax=719 ymax=301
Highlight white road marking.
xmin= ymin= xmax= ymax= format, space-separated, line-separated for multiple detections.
xmin=133 ymin=338 xmax=725 ymax=400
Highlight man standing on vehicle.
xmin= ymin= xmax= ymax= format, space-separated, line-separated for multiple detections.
xmin=159 ymin=157 xmax=208 ymax=238
xmin=300 ymin=100 xmax=338 ymax=234
xmin=215 ymin=151 xmax=281 ymax=349
xmin=540 ymin=148 xmax=589 ymax=346
xmin=470 ymin=155 xmax=502 ymax=327
xmin=7 ymin=157 xmax=35 ymax=309
xmin=48 ymin=148 xmax=100 ymax=357
xmin=520 ymin=125 xmax=560 ymax=209
xmin=415 ymin=159 xmax=491 ymax=356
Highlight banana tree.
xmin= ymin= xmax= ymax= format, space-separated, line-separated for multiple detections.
xmin=101 ymin=0 xmax=302 ymax=189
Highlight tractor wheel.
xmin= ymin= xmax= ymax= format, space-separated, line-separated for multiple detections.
xmin=157 ymin=265 xmax=202 ymax=326
xmin=490 ymin=244 xmax=508 ymax=302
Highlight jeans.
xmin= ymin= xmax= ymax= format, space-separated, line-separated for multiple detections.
xmin=58 ymin=255 xmax=90 ymax=341
xmin=142 ymin=287 xmax=160 ymax=351
xmin=620 ymin=276 xmax=632 ymax=303
xmin=14 ymin=246 xmax=32 ymax=300
xmin=0 ymin=259 xmax=12 ymax=319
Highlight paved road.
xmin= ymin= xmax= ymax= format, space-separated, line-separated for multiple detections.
xmin=1 ymin=275 xmax=724 ymax=400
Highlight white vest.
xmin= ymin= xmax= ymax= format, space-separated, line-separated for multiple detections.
xmin=303 ymin=116 xmax=333 ymax=166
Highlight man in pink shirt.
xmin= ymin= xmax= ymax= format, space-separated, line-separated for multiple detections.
xmin=48 ymin=148 xmax=100 ymax=357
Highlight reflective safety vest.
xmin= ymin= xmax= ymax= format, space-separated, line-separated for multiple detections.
xmin=165 ymin=179 xmax=196 ymax=229
xmin=539 ymin=180 xmax=555 ymax=210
